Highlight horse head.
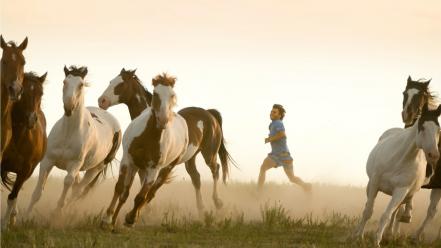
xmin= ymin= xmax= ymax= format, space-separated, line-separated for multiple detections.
xmin=1 ymin=36 xmax=28 ymax=101
xmin=63 ymin=65 xmax=88 ymax=116
xmin=417 ymin=103 xmax=441 ymax=167
xmin=402 ymin=76 xmax=432 ymax=126
xmin=151 ymin=73 xmax=177 ymax=129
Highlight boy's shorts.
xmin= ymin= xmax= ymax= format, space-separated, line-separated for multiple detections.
xmin=268 ymin=152 xmax=293 ymax=169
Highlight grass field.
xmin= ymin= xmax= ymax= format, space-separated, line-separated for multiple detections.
xmin=2 ymin=177 xmax=441 ymax=247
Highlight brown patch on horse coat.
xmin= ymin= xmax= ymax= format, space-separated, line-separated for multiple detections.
xmin=114 ymin=69 xmax=152 ymax=119
xmin=128 ymin=111 xmax=163 ymax=169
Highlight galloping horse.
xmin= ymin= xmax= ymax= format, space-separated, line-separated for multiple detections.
xmin=1 ymin=36 xmax=28 ymax=162
xmin=99 ymin=70 xmax=235 ymax=227
xmin=100 ymin=73 xmax=235 ymax=227
xmin=355 ymin=103 xmax=441 ymax=247
xmin=27 ymin=66 xmax=122 ymax=215
xmin=401 ymin=76 xmax=441 ymax=240
xmin=1 ymin=72 xmax=47 ymax=229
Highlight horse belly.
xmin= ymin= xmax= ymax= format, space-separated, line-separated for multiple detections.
xmin=176 ymin=144 xmax=199 ymax=164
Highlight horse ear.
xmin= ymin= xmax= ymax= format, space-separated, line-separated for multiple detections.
xmin=0 ymin=35 xmax=6 ymax=49
xmin=64 ymin=65 xmax=70 ymax=77
xmin=80 ymin=67 xmax=88 ymax=78
xmin=40 ymin=72 xmax=48 ymax=82
xmin=407 ymin=75 xmax=412 ymax=83
xmin=424 ymin=79 xmax=431 ymax=87
xmin=18 ymin=37 xmax=28 ymax=50
xmin=121 ymin=68 xmax=126 ymax=74
xmin=133 ymin=69 xmax=137 ymax=74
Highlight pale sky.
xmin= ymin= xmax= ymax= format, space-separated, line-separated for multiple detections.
xmin=1 ymin=0 xmax=441 ymax=186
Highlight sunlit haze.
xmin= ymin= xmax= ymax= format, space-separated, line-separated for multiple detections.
xmin=2 ymin=0 xmax=440 ymax=186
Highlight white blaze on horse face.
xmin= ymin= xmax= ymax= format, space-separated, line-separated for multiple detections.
xmin=403 ymin=88 xmax=420 ymax=120
xmin=154 ymin=84 xmax=176 ymax=127
xmin=63 ymin=75 xmax=84 ymax=112
xmin=99 ymin=75 xmax=123 ymax=109
xmin=416 ymin=121 xmax=440 ymax=165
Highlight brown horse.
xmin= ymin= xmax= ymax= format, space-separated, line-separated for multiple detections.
xmin=99 ymin=71 xmax=236 ymax=227
xmin=1 ymin=35 xmax=28 ymax=162
xmin=1 ymin=72 xmax=47 ymax=229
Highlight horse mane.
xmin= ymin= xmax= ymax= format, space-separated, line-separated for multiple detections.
xmin=6 ymin=41 xmax=17 ymax=47
xmin=152 ymin=73 xmax=176 ymax=87
xmin=133 ymin=74 xmax=153 ymax=105
xmin=122 ymin=69 xmax=153 ymax=105
xmin=67 ymin=66 xmax=91 ymax=86
xmin=426 ymin=90 xmax=439 ymax=110
xmin=24 ymin=72 xmax=44 ymax=94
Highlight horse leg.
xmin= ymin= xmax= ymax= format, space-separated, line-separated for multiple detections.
xmin=415 ymin=189 xmax=441 ymax=241
xmin=354 ymin=179 xmax=378 ymax=240
xmin=125 ymin=167 xmax=159 ymax=226
xmin=384 ymin=205 xmax=401 ymax=241
xmin=71 ymin=162 xmax=105 ymax=200
xmin=70 ymin=174 xmax=82 ymax=198
xmin=146 ymin=165 xmax=175 ymax=204
xmin=185 ymin=156 xmax=204 ymax=212
xmin=111 ymin=164 xmax=139 ymax=226
xmin=210 ymin=161 xmax=223 ymax=209
xmin=27 ymin=158 xmax=54 ymax=214
xmin=55 ymin=162 xmax=81 ymax=215
xmin=2 ymin=171 xmax=29 ymax=229
xmin=102 ymin=164 xmax=128 ymax=226
xmin=399 ymin=196 xmax=413 ymax=223
xmin=375 ymin=187 xmax=409 ymax=247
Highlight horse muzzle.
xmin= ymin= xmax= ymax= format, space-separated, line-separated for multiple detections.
xmin=64 ymin=106 xmax=73 ymax=116
xmin=7 ymin=82 xmax=23 ymax=101
xmin=98 ymin=96 xmax=110 ymax=110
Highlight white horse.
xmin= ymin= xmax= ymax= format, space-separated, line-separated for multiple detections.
xmin=27 ymin=66 xmax=122 ymax=215
xmin=355 ymin=103 xmax=441 ymax=247
xmin=401 ymin=76 xmax=441 ymax=241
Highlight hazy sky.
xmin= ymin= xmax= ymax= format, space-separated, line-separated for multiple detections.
xmin=2 ymin=0 xmax=441 ymax=186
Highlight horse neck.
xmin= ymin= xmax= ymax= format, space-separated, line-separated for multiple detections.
xmin=62 ymin=98 xmax=87 ymax=133
xmin=126 ymin=84 xmax=151 ymax=119
xmin=398 ymin=123 xmax=420 ymax=159
xmin=1 ymin=65 xmax=12 ymax=118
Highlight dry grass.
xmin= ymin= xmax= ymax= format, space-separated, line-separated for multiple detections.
xmin=2 ymin=176 xmax=441 ymax=247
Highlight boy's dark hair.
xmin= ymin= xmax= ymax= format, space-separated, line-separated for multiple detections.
xmin=273 ymin=104 xmax=286 ymax=120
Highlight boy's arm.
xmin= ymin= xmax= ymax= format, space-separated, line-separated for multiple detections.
xmin=265 ymin=131 xmax=286 ymax=143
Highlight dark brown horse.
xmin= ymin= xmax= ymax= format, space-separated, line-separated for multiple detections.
xmin=99 ymin=71 xmax=235 ymax=227
xmin=1 ymin=72 xmax=47 ymax=229
xmin=1 ymin=36 xmax=28 ymax=162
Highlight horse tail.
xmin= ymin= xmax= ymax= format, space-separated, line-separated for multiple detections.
xmin=207 ymin=109 xmax=238 ymax=184
xmin=79 ymin=130 xmax=122 ymax=198
xmin=1 ymin=168 xmax=14 ymax=191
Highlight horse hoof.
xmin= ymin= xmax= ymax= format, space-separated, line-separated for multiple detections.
xmin=100 ymin=219 xmax=112 ymax=230
xmin=124 ymin=222 xmax=134 ymax=228
xmin=399 ymin=215 xmax=411 ymax=223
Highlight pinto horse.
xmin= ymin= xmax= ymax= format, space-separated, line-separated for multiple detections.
xmin=99 ymin=70 xmax=235 ymax=227
xmin=27 ymin=66 xmax=122 ymax=215
xmin=100 ymin=73 xmax=235 ymax=227
xmin=1 ymin=72 xmax=47 ymax=229
xmin=1 ymin=36 xmax=28 ymax=162
xmin=401 ymin=76 xmax=441 ymax=240
xmin=355 ymin=103 xmax=441 ymax=247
